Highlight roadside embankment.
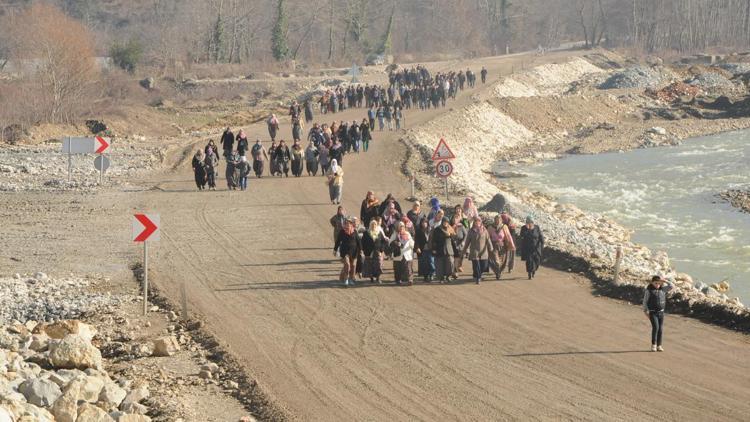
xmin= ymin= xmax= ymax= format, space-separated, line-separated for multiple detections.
xmin=402 ymin=52 xmax=750 ymax=330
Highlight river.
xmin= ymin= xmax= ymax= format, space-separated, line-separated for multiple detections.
xmin=507 ymin=130 xmax=750 ymax=303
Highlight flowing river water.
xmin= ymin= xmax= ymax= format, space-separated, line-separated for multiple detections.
xmin=508 ymin=130 xmax=750 ymax=303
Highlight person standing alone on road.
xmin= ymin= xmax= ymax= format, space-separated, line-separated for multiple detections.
xmin=519 ymin=216 xmax=544 ymax=279
xmin=191 ymin=150 xmax=206 ymax=190
xmin=643 ymin=275 xmax=673 ymax=352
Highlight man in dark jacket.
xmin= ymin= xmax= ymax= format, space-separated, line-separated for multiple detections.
xmin=643 ymin=275 xmax=673 ymax=352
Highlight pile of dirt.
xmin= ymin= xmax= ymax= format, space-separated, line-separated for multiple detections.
xmin=687 ymin=73 xmax=737 ymax=90
xmin=493 ymin=58 xmax=603 ymax=97
xmin=647 ymin=81 xmax=701 ymax=102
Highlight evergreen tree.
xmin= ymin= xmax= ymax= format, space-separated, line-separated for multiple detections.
xmin=211 ymin=13 xmax=226 ymax=63
xmin=375 ymin=6 xmax=394 ymax=56
xmin=272 ymin=0 xmax=290 ymax=61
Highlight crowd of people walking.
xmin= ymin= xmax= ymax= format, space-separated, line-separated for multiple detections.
xmin=331 ymin=192 xmax=544 ymax=287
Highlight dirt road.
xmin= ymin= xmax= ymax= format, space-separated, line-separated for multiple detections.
xmin=4 ymin=51 xmax=749 ymax=421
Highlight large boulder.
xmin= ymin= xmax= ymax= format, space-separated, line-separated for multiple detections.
xmin=479 ymin=193 xmax=508 ymax=214
xmin=0 ymin=407 xmax=12 ymax=422
xmin=48 ymin=335 xmax=103 ymax=370
xmin=76 ymin=403 xmax=114 ymax=422
xmin=119 ymin=385 xmax=149 ymax=411
xmin=151 ymin=336 xmax=180 ymax=357
xmin=35 ymin=320 xmax=98 ymax=343
xmin=19 ymin=378 xmax=62 ymax=407
xmin=79 ymin=375 xmax=106 ymax=403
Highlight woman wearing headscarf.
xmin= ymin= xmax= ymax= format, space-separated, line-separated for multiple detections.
xmin=381 ymin=202 xmax=401 ymax=239
xmin=429 ymin=209 xmax=445 ymax=231
xmin=452 ymin=205 xmax=469 ymax=228
xmin=379 ymin=193 xmax=402 ymax=216
xmin=204 ymin=140 xmax=220 ymax=160
xmin=415 ymin=218 xmax=435 ymax=282
xmin=462 ymin=216 xmax=494 ymax=284
xmin=389 ymin=222 xmax=415 ymax=285
xmin=362 ymin=220 xmax=387 ymax=283
xmin=291 ymin=140 xmax=304 ymax=177
xmin=519 ymin=216 xmax=544 ymax=280
xmin=251 ymin=140 xmax=268 ymax=178
xmin=267 ymin=114 xmax=280 ymax=142
xmin=191 ymin=150 xmax=207 ymax=190
xmin=427 ymin=197 xmax=441 ymax=221
xmin=451 ymin=213 xmax=468 ymax=279
xmin=318 ymin=143 xmax=330 ymax=175
xmin=304 ymin=141 xmax=319 ymax=176
xmin=499 ymin=212 xmax=517 ymax=273
xmin=204 ymin=147 xmax=219 ymax=191
xmin=304 ymin=99 xmax=314 ymax=123
xmin=429 ymin=217 xmax=455 ymax=283
xmin=360 ymin=191 xmax=381 ymax=226
xmin=334 ymin=219 xmax=362 ymax=287
xmin=236 ymin=130 xmax=249 ymax=157
xmin=292 ymin=116 xmax=302 ymax=142
xmin=329 ymin=139 xmax=344 ymax=166
xmin=274 ymin=140 xmax=291 ymax=177
xmin=463 ymin=197 xmax=479 ymax=221
xmin=406 ymin=201 xmax=422 ymax=228
xmin=327 ymin=159 xmax=344 ymax=205
xmin=268 ymin=140 xmax=279 ymax=176
xmin=225 ymin=152 xmax=239 ymax=190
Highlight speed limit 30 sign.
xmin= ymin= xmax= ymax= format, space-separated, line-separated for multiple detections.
xmin=436 ymin=160 xmax=453 ymax=178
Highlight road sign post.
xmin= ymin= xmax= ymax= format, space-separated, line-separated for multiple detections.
xmin=62 ymin=136 xmax=111 ymax=183
xmin=432 ymin=138 xmax=456 ymax=202
xmin=133 ymin=214 xmax=160 ymax=315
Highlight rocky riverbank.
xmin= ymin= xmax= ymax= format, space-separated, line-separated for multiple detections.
xmin=719 ymin=189 xmax=750 ymax=213
xmin=0 ymin=272 xmax=260 ymax=421
xmin=402 ymin=52 xmax=750 ymax=330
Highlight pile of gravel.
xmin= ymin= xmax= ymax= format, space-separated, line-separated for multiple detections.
xmin=687 ymin=73 xmax=736 ymax=89
xmin=599 ymin=66 xmax=665 ymax=89
xmin=0 ymin=273 xmax=133 ymax=324
xmin=716 ymin=63 xmax=750 ymax=76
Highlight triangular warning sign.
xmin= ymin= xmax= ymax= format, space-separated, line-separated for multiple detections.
xmin=431 ymin=138 xmax=456 ymax=161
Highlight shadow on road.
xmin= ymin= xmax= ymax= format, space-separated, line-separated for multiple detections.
xmin=505 ymin=350 xmax=650 ymax=357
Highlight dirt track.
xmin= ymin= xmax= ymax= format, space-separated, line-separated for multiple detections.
xmin=3 ymin=52 xmax=750 ymax=421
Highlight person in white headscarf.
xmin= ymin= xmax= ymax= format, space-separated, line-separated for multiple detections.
xmin=327 ymin=159 xmax=344 ymax=204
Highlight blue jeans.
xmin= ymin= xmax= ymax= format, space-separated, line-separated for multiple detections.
xmin=649 ymin=311 xmax=664 ymax=345
xmin=472 ymin=259 xmax=489 ymax=281
xmin=239 ymin=176 xmax=248 ymax=190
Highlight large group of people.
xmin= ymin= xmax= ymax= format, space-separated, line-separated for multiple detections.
xmin=331 ymin=192 xmax=545 ymax=287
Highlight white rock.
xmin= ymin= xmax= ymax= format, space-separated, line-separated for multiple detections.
xmin=77 ymin=402 xmax=115 ymax=421
xmin=98 ymin=382 xmax=127 ymax=409
xmin=19 ymin=377 xmax=63 ymax=407
xmin=120 ymin=385 xmax=149 ymax=409
xmin=152 ymin=336 xmax=180 ymax=357
xmin=48 ymin=334 xmax=103 ymax=370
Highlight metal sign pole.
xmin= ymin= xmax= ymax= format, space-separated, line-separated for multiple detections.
xmin=444 ymin=177 xmax=449 ymax=202
xmin=143 ymin=241 xmax=149 ymax=316
xmin=67 ymin=137 xmax=72 ymax=183
xmin=180 ymin=282 xmax=188 ymax=322
xmin=99 ymin=155 xmax=104 ymax=184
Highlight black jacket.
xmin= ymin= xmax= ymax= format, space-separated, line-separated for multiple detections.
xmin=335 ymin=230 xmax=362 ymax=258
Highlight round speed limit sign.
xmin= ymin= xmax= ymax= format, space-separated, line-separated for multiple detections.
xmin=435 ymin=160 xmax=453 ymax=178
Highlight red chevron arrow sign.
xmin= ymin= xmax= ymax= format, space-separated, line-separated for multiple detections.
xmin=95 ymin=136 xmax=110 ymax=154
xmin=133 ymin=214 xmax=160 ymax=242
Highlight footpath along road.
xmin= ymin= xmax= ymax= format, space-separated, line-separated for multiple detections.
xmin=129 ymin=55 xmax=750 ymax=421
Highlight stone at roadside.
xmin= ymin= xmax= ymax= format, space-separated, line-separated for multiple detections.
xmin=34 ymin=272 xmax=49 ymax=282
xmin=139 ymin=77 xmax=156 ymax=90
xmin=29 ymin=333 xmax=49 ymax=352
xmin=77 ymin=402 xmax=115 ymax=421
xmin=79 ymin=375 xmax=106 ymax=402
xmin=35 ymin=320 xmax=98 ymax=343
xmin=648 ymin=126 xmax=667 ymax=136
xmin=19 ymin=377 xmax=62 ymax=407
xmin=48 ymin=334 xmax=103 ymax=370
xmin=130 ymin=342 xmax=154 ymax=358
xmin=48 ymin=369 xmax=85 ymax=387
xmin=694 ymin=281 xmax=707 ymax=292
xmin=113 ymin=414 xmax=152 ymax=422
xmin=99 ymin=382 xmax=127 ymax=410
xmin=119 ymin=403 xmax=148 ymax=415
xmin=152 ymin=336 xmax=180 ymax=357
xmin=202 ymin=362 xmax=219 ymax=374
xmin=51 ymin=377 xmax=86 ymax=422
xmin=120 ymin=385 xmax=149 ymax=409
xmin=239 ymin=416 xmax=257 ymax=422
xmin=0 ymin=408 xmax=12 ymax=422
xmin=711 ymin=280 xmax=730 ymax=293
xmin=198 ymin=369 xmax=212 ymax=379
xmin=702 ymin=286 xmax=721 ymax=298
